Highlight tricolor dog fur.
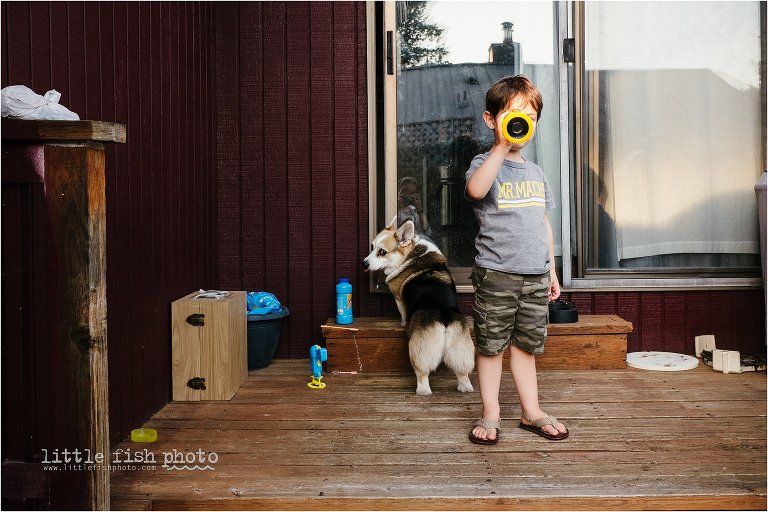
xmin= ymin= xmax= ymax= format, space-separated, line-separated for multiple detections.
xmin=363 ymin=217 xmax=475 ymax=396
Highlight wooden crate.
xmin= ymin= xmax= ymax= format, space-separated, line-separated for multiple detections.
xmin=322 ymin=315 xmax=632 ymax=373
xmin=171 ymin=291 xmax=247 ymax=401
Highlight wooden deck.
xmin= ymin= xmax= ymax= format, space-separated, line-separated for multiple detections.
xmin=111 ymin=360 xmax=767 ymax=510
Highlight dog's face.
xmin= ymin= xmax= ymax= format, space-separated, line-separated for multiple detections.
xmin=363 ymin=216 xmax=416 ymax=275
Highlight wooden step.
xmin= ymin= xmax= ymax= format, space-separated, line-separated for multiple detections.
xmin=322 ymin=315 xmax=632 ymax=372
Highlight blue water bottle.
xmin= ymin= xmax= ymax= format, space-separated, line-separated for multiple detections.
xmin=336 ymin=278 xmax=353 ymax=324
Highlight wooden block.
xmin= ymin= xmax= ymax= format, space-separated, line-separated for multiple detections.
xmin=171 ymin=291 xmax=247 ymax=401
xmin=322 ymin=315 xmax=632 ymax=372
xmin=534 ymin=334 xmax=628 ymax=370
xmin=325 ymin=337 xmax=411 ymax=373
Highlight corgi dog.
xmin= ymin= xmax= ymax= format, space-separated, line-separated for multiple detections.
xmin=363 ymin=217 xmax=475 ymax=396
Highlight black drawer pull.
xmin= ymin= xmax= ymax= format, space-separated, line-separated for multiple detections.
xmin=186 ymin=313 xmax=205 ymax=326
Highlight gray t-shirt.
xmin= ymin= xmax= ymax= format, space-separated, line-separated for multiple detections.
xmin=465 ymin=153 xmax=555 ymax=274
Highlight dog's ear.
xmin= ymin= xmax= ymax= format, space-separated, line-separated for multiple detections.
xmin=385 ymin=215 xmax=398 ymax=231
xmin=395 ymin=220 xmax=415 ymax=246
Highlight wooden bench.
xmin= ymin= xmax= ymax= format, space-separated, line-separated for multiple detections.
xmin=321 ymin=315 xmax=633 ymax=373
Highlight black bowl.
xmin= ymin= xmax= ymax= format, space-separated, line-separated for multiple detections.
xmin=548 ymin=299 xmax=578 ymax=324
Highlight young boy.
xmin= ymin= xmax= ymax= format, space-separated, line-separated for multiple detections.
xmin=465 ymin=75 xmax=569 ymax=445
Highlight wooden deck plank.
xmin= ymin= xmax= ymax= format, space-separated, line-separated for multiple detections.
xmin=150 ymin=400 xmax=765 ymax=421
xmin=108 ymin=447 xmax=768 ymax=466
xmin=111 ymin=360 xmax=767 ymax=510
xmin=141 ymin=496 xmax=767 ymax=511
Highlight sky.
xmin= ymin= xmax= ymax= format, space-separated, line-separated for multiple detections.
xmin=426 ymin=1 xmax=555 ymax=65
xmin=419 ymin=0 xmax=760 ymax=89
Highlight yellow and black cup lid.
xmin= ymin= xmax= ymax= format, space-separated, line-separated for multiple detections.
xmin=501 ymin=111 xmax=534 ymax=144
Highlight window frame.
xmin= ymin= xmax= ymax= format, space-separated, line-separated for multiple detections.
xmin=367 ymin=0 xmax=765 ymax=293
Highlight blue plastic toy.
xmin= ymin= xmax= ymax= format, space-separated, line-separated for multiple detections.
xmin=308 ymin=344 xmax=328 ymax=389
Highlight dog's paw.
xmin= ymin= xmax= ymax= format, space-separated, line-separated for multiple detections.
xmin=415 ymin=386 xmax=433 ymax=396
xmin=400 ymin=319 xmax=407 ymax=327
xmin=457 ymin=381 xmax=474 ymax=393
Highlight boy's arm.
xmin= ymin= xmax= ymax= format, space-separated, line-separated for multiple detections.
xmin=465 ymin=145 xmax=509 ymax=200
xmin=466 ymin=109 xmax=512 ymax=200
xmin=545 ymin=214 xmax=560 ymax=301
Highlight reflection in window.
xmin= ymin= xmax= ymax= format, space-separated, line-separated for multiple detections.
xmin=584 ymin=1 xmax=763 ymax=273
xmin=394 ymin=1 xmax=561 ymax=270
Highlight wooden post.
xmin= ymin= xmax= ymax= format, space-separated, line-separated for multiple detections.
xmin=2 ymin=119 xmax=125 ymax=510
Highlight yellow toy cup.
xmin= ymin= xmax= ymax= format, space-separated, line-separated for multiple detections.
xmin=501 ymin=111 xmax=534 ymax=144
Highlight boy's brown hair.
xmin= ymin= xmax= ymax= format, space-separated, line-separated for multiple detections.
xmin=485 ymin=75 xmax=543 ymax=119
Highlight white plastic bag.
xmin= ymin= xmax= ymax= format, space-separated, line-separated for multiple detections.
xmin=1 ymin=85 xmax=80 ymax=120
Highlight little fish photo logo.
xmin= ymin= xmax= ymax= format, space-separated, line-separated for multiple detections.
xmin=162 ymin=448 xmax=218 ymax=471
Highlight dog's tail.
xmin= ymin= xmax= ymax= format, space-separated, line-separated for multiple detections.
xmin=440 ymin=308 xmax=465 ymax=328
xmin=408 ymin=308 xmax=463 ymax=332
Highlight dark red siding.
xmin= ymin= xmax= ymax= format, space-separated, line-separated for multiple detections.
xmin=214 ymin=2 xmax=396 ymax=359
xmin=214 ymin=2 xmax=765 ymax=361
xmin=559 ymin=290 xmax=765 ymax=355
xmin=2 ymin=1 xmax=217 ymax=448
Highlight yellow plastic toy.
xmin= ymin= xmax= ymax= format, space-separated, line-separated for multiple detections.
xmin=501 ymin=110 xmax=534 ymax=144
xmin=130 ymin=428 xmax=157 ymax=443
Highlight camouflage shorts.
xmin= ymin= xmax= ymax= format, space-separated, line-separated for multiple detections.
xmin=470 ymin=266 xmax=550 ymax=355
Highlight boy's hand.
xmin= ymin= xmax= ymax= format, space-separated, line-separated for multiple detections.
xmin=493 ymin=110 xmax=514 ymax=149
xmin=548 ymin=272 xmax=561 ymax=302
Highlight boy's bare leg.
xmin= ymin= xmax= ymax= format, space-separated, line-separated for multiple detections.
xmin=508 ymin=345 xmax=567 ymax=436
xmin=471 ymin=352 xmax=504 ymax=441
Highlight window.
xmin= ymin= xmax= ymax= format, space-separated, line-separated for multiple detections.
xmin=370 ymin=1 xmax=563 ymax=291
xmin=574 ymin=1 xmax=765 ymax=284
xmin=369 ymin=1 xmax=766 ymax=291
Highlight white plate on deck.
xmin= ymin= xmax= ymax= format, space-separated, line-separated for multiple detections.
xmin=626 ymin=351 xmax=699 ymax=371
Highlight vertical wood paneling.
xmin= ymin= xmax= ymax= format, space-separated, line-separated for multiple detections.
xmin=170 ymin=0 xmax=182 ymax=286
xmin=180 ymin=1 xmax=192 ymax=287
xmin=1 ymin=187 xmax=28 ymax=461
xmin=710 ymin=291 xmax=736 ymax=350
xmin=49 ymin=2 xmax=68 ymax=103
xmin=333 ymin=1 xmax=360 ymax=326
xmin=569 ymin=292 xmax=594 ymax=316
xmin=308 ymin=2 xmax=336 ymax=353
xmin=127 ymin=0 xmax=146 ymax=436
xmin=29 ymin=2 xmax=51 ymax=92
xmin=639 ymin=293 xmax=664 ymax=351
xmin=262 ymin=2 xmax=288 ymax=305
xmin=286 ymin=2 xmax=313 ymax=357
xmin=239 ymin=3 xmax=265 ymax=291
xmin=662 ymin=292 xmax=687 ymax=354
xmin=107 ymin=0 xmax=128 ymax=452
xmin=149 ymin=0 xmax=164 ymax=418
xmin=6 ymin=2 xmax=31 ymax=87
xmin=67 ymin=3 xmax=86 ymax=116
xmin=31 ymin=186 xmax=53 ymax=455
xmin=732 ymin=290 xmax=762 ymax=354
xmin=84 ymin=3 xmax=101 ymax=119
xmin=215 ymin=3 xmax=241 ymax=290
xmin=1 ymin=2 xmax=9 ymax=85
xmin=616 ymin=292 xmax=641 ymax=353
xmin=684 ymin=291 xmax=710 ymax=349
xmin=2 ymin=2 xmax=217 ymax=448
xmin=593 ymin=292 xmax=617 ymax=315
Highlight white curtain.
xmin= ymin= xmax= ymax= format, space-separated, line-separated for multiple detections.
xmin=605 ymin=69 xmax=761 ymax=262
xmin=586 ymin=2 xmax=762 ymax=269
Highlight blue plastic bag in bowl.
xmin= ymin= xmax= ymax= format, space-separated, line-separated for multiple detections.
xmin=247 ymin=292 xmax=283 ymax=316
